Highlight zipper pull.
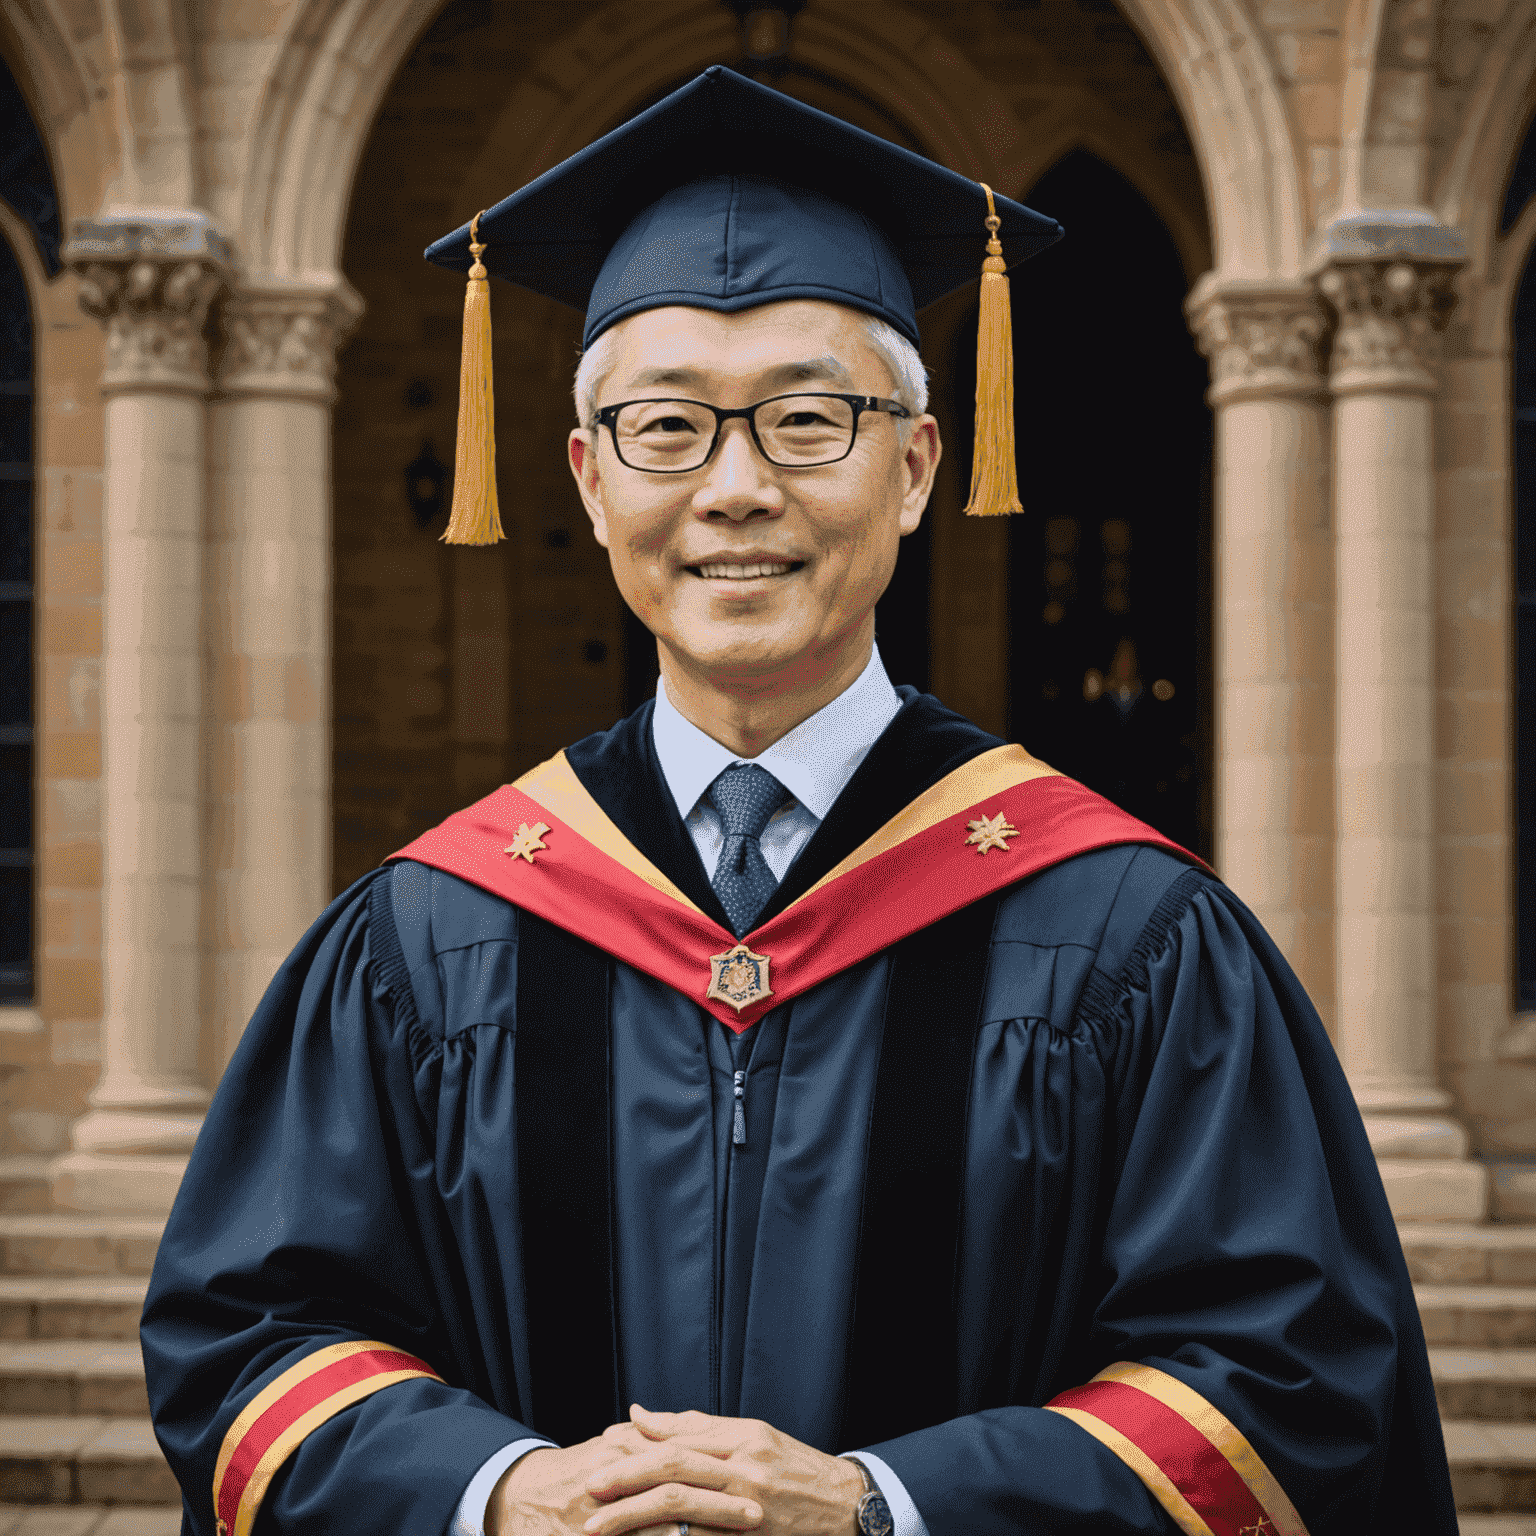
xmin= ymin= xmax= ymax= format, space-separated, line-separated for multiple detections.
xmin=732 ymin=1069 xmax=747 ymax=1145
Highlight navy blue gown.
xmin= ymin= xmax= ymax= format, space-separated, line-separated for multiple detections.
xmin=140 ymin=691 xmax=1457 ymax=1535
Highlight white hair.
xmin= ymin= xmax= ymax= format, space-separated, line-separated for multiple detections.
xmin=572 ymin=310 xmax=929 ymax=430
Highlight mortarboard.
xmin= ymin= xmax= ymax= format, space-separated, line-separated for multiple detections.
xmin=425 ymin=65 xmax=1063 ymax=544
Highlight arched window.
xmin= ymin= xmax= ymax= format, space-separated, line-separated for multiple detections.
xmin=1517 ymin=255 xmax=1536 ymax=1013
xmin=0 ymin=55 xmax=60 ymax=1006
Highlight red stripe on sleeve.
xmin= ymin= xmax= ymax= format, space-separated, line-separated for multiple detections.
xmin=1049 ymin=1379 xmax=1274 ymax=1536
xmin=217 ymin=1349 xmax=430 ymax=1532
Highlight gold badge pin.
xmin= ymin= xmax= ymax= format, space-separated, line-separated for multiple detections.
xmin=706 ymin=943 xmax=774 ymax=1014
xmin=504 ymin=821 xmax=550 ymax=864
xmin=965 ymin=811 xmax=1019 ymax=855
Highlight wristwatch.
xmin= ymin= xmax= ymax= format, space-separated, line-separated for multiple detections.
xmin=844 ymin=1456 xmax=894 ymax=1536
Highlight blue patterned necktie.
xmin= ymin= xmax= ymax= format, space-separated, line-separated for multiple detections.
xmin=708 ymin=764 xmax=791 ymax=938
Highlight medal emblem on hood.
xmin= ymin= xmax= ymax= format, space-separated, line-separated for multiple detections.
xmin=965 ymin=811 xmax=1019 ymax=855
xmin=504 ymin=822 xmax=550 ymax=864
xmin=706 ymin=943 xmax=773 ymax=1014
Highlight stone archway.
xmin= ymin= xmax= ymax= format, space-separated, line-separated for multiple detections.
xmin=247 ymin=0 xmax=1304 ymax=295
xmin=1110 ymin=0 xmax=1304 ymax=274
xmin=0 ymin=1 xmax=106 ymax=228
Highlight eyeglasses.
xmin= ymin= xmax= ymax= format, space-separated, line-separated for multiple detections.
xmin=592 ymin=392 xmax=911 ymax=473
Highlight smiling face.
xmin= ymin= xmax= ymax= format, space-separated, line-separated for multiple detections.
xmin=568 ymin=301 xmax=940 ymax=704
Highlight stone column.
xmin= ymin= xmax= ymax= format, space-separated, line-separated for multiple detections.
xmin=54 ymin=214 xmax=229 ymax=1213
xmin=208 ymin=278 xmax=362 ymax=1070
xmin=1186 ymin=278 xmax=1334 ymax=1024
xmin=1316 ymin=225 xmax=1486 ymax=1219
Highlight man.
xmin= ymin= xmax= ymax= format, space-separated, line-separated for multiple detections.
xmin=142 ymin=67 xmax=1456 ymax=1536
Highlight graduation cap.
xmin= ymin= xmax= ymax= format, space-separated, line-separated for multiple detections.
xmin=425 ymin=65 xmax=1063 ymax=544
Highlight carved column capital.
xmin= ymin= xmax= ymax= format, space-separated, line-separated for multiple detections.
xmin=217 ymin=277 xmax=365 ymax=404
xmin=1186 ymin=278 xmax=1328 ymax=405
xmin=1315 ymin=259 xmax=1460 ymax=396
xmin=64 ymin=212 xmax=232 ymax=396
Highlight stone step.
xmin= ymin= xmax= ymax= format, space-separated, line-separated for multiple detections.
xmin=1489 ymin=1165 xmax=1536 ymax=1224
xmin=0 ymin=1166 xmax=56 ymax=1219
xmin=0 ymin=1508 xmax=180 ymax=1535
xmin=0 ymin=1279 xmax=147 ymax=1344
xmin=0 ymin=1220 xmax=162 ymax=1281
xmin=1445 ymin=1420 xmax=1536 ymax=1511
xmin=1401 ymin=1223 xmax=1536 ymax=1286
xmin=0 ymin=1417 xmax=176 ymax=1506
xmin=1380 ymin=1157 xmax=1490 ymax=1223
xmin=1419 ymin=1286 xmax=1536 ymax=1347
xmin=0 ymin=1345 xmax=146 ymax=1419
xmin=1432 ymin=1347 xmax=1536 ymax=1420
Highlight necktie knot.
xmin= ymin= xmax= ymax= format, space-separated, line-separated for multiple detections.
xmin=707 ymin=764 xmax=789 ymax=841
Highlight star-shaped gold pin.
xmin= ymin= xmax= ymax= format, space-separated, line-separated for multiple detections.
xmin=504 ymin=821 xmax=550 ymax=864
xmin=965 ymin=811 xmax=1019 ymax=855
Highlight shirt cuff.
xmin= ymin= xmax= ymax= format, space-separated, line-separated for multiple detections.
xmin=451 ymin=1437 xmax=558 ymax=1536
xmin=844 ymin=1451 xmax=930 ymax=1536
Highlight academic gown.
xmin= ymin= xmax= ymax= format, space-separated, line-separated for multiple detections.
xmin=140 ymin=689 xmax=1457 ymax=1536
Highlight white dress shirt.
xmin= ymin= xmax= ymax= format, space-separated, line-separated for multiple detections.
xmin=453 ymin=648 xmax=927 ymax=1536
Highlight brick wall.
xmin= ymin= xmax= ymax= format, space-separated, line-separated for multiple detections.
xmin=9 ymin=205 xmax=105 ymax=1152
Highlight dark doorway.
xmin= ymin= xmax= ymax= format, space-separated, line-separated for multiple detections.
xmin=1513 ymin=239 xmax=1536 ymax=1011
xmin=958 ymin=150 xmax=1211 ymax=857
xmin=0 ymin=52 xmax=55 ymax=1005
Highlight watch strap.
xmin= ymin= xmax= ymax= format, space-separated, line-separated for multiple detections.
xmin=844 ymin=1457 xmax=893 ymax=1536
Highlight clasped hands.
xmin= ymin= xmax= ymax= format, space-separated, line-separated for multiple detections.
xmin=487 ymin=1403 xmax=866 ymax=1536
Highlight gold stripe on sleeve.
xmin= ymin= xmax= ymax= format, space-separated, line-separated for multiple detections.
xmin=230 ymin=1368 xmax=438 ymax=1536
xmin=1089 ymin=1363 xmax=1308 ymax=1536
xmin=211 ymin=1339 xmax=386 ymax=1506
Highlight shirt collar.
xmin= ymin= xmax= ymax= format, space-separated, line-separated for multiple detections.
xmin=651 ymin=647 xmax=901 ymax=825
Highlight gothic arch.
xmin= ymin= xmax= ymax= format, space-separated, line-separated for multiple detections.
xmin=1109 ymin=0 xmax=1305 ymax=274
xmin=241 ymin=0 xmax=439 ymax=277
xmin=1020 ymin=125 xmax=1213 ymax=287
xmin=2 ymin=0 xmax=207 ymax=217
xmin=245 ymin=0 xmax=1302 ymax=286
xmin=0 ymin=0 xmax=109 ymax=227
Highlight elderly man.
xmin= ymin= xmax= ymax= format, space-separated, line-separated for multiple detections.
xmin=142 ymin=67 xmax=1455 ymax=1536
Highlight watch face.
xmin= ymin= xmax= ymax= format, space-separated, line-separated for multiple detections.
xmin=857 ymin=1492 xmax=894 ymax=1536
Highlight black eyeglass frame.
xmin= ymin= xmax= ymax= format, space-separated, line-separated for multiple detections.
xmin=592 ymin=392 xmax=912 ymax=473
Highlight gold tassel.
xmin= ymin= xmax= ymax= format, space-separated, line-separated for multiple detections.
xmin=963 ymin=184 xmax=1023 ymax=517
xmin=442 ymin=210 xmax=504 ymax=545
